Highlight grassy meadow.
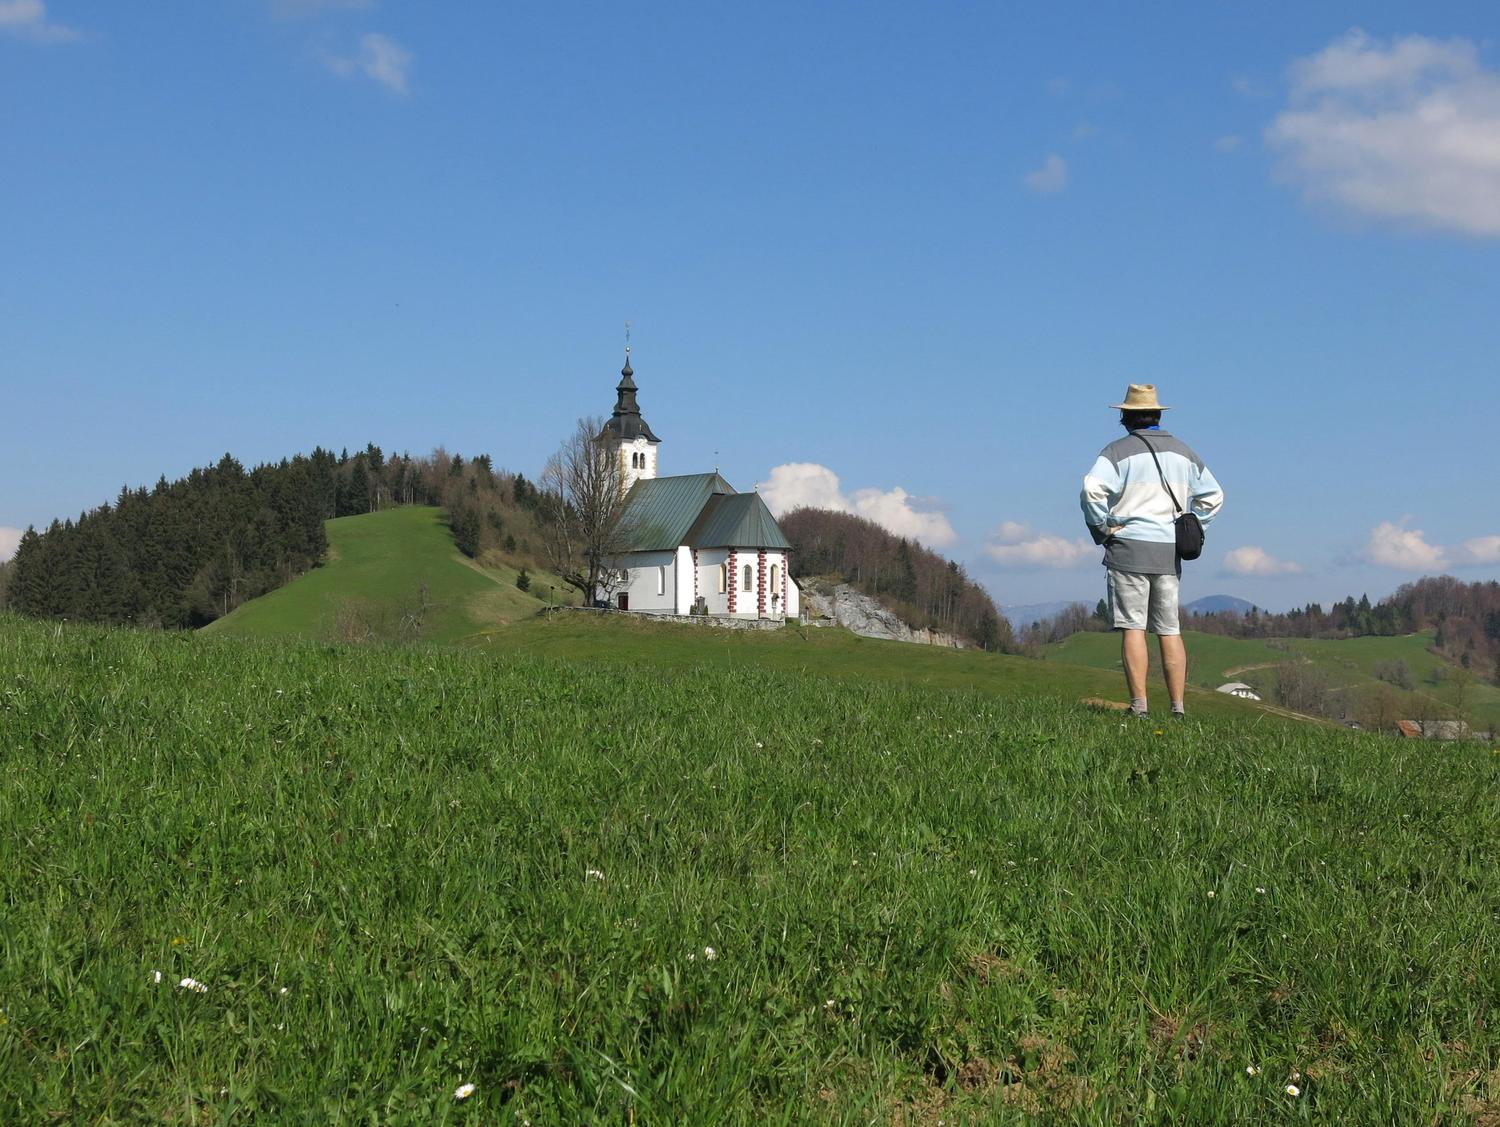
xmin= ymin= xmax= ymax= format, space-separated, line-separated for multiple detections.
xmin=3 ymin=614 xmax=1499 ymax=1123
xmin=204 ymin=507 xmax=574 ymax=646
xmin=1047 ymin=629 xmax=1500 ymax=732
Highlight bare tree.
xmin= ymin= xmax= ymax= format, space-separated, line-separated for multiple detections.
xmin=540 ymin=416 xmax=634 ymax=604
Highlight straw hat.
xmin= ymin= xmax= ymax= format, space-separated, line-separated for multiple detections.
xmin=1109 ymin=383 xmax=1170 ymax=411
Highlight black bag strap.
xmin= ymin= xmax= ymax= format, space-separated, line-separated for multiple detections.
xmin=1136 ymin=434 xmax=1184 ymax=516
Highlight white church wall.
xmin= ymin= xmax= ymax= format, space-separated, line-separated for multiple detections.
xmin=610 ymin=549 xmax=676 ymax=612
xmin=620 ymin=438 xmax=659 ymax=492
xmin=695 ymin=548 xmax=731 ymax=615
xmin=674 ymin=545 xmax=694 ymax=614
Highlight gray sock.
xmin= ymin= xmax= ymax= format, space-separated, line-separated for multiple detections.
xmin=1130 ymin=697 xmax=1149 ymax=715
xmin=1171 ymin=701 xmax=1185 ymax=715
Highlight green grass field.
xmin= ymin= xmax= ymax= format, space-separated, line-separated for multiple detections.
xmin=478 ymin=614 xmax=1264 ymax=721
xmin=1047 ymin=630 xmax=1500 ymax=731
xmin=1047 ymin=631 xmax=1291 ymax=688
xmin=205 ymin=507 xmax=570 ymax=645
xmin=3 ymin=615 xmax=1498 ymax=1123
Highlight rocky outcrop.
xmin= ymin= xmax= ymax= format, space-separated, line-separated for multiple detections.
xmin=801 ymin=580 xmax=965 ymax=648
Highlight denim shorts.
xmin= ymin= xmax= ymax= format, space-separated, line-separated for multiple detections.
xmin=1106 ymin=569 xmax=1180 ymax=635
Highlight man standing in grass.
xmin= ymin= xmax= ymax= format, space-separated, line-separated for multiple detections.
xmin=1081 ymin=385 xmax=1223 ymax=718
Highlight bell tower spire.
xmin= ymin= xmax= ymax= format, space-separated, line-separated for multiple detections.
xmin=598 ymin=323 xmax=660 ymax=491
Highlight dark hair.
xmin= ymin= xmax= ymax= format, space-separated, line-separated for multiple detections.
xmin=1121 ymin=409 xmax=1162 ymax=430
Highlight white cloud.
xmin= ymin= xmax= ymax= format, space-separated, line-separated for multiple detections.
xmin=0 ymin=0 xmax=77 ymax=42
xmin=1214 ymin=134 xmax=1244 ymax=152
xmin=757 ymin=463 xmax=957 ymax=549
xmin=982 ymin=522 xmax=1094 ymax=570
xmin=1364 ymin=519 xmax=1448 ymax=570
xmin=322 ymin=31 xmax=411 ymax=94
xmin=1222 ymin=545 xmax=1302 ymax=576
xmin=0 ymin=527 xmax=22 ymax=563
xmin=1023 ymin=153 xmax=1068 ymax=194
xmin=1267 ymin=29 xmax=1500 ymax=236
xmin=1458 ymin=535 xmax=1500 ymax=564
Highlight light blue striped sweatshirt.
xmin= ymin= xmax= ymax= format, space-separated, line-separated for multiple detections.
xmin=1080 ymin=428 xmax=1224 ymax=575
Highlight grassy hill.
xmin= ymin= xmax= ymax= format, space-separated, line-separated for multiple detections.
xmin=478 ymin=613 xmax=1267 ymax=719
xmin=1048 ymin=629 xmax=1289 ymax=687
xmin=3 ymin=614 xmax=1497 ymax=1121
xmin=205 ymin=506 xmax=571 ymax=645
xmin=1047 ymin=629 xmax=1500 ymax=731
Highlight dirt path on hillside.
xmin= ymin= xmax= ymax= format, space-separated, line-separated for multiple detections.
xmin=1222 ymin=658 xmax=1308 ymax=678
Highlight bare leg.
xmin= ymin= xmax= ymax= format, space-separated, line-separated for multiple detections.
xmin=1158 ymin=633 xmax=1187 ymax=711
xmin=1121 ymin=629 xmax=1149 ymax=707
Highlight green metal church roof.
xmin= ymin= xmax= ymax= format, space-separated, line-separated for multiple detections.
xmin=617 ymin=473 xmax=735 ymax=551
xmin=685 ymin=492 xmax=791 ymax=550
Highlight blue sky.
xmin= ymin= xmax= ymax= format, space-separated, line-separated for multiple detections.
xmin=4 ymin=1 xmax=1498 ymax=612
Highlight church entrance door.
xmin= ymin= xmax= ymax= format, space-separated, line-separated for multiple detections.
xmin=617 ymin=592 xmax=629 ymax=611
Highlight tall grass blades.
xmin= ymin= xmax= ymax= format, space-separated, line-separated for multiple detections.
xmin=1 ymin=615 xmax=1497 ymax=1123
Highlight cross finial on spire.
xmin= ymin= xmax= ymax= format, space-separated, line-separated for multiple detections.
xmin=624 ymin=320 xmax=631 ymax=358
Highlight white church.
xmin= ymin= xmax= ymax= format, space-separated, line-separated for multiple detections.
xmin=597 ymin=352 xmax=801 ymax=621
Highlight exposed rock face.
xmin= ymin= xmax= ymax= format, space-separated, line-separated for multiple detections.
xmin=801 ymin=581 xmax=965 ymax=648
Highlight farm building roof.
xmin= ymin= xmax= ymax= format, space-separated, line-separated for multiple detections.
xmin=617 ymin=473 xmax=736 ymax=551
xmin=684 ymin=492 xmax=792 ymax=550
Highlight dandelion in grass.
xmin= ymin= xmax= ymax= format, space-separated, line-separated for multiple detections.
xmin=1285 ymin=1084 xmax=1300 ymax=1098
xmin=178 ymin=977 xmax=208 ymax=993
xmin=454 ymin=1082 xmax=476 ymax=1100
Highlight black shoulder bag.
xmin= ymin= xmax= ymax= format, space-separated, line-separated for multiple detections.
xmin=1137 ymin=435 xmax=1205 ymax=561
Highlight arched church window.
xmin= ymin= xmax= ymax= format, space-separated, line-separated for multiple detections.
xmin=743 ymin=564 xmax=753 ymax=591
xmin=717 ymin=565 xmax=727 ymax=594
xmin=770 ymin=564 xmax=778 ymax=591
xmin=657 ymin=566 xmax=666 ymax=596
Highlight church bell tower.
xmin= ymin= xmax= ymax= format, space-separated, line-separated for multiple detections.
xmin=599 ymin=346 xmax=660 ymax=492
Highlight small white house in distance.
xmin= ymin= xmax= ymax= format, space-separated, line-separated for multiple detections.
xmin=596 ymin=352 xmax=800 ymax=621
xmin=1216 ymin=681 xmax=1262 ymax=701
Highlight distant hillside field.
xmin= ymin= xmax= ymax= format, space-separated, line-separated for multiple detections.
xmin=4 ymin=615 xmax=1497 ymax=1121
xmin=474 ymin=613 xmax=1264 ymax=719
xmin=1047 ymin=630 xmax=1290 ymax=686
xmin=1047 ymin=629 xmax=1500 ymax=730
xmin=205 ymin=506 xmax=568 ymax=644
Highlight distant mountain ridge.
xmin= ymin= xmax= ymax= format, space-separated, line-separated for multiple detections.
xmin=1183 ymin=594 xmax=1257 ymax=616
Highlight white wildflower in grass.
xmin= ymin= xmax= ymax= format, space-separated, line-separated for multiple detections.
xmin=824 ymin=999 xmax=836 ymax=1009
xmin=1255 ymin=887 xmax=1267 ymax=894
xmin=178 ymin=977 xmax=208 ymax=993
xmin=278 ymin=986 xmax=290 ymax=996
xmin=1246 ymin=1064 xmax=1260 ymax=1076
xmin=968 ymin=869 xmax=978 ymax=877
xmin=152 ymin=970 xmax=162 ymax=984
xmin=1285 ymin=1084 xmax=1300 ymax=1098
xmin=585 ymin=868 xmax=604 ymax=881
xmin=1206 ymin=890 xmax=1215 ymax=898
xmin=703 ymin=946 xmax=717 ymax=961
xmin=454 ymin=1082 xmax=476 ymax=1100
xmin=755 ymin=741 xmax=764 ymax=749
